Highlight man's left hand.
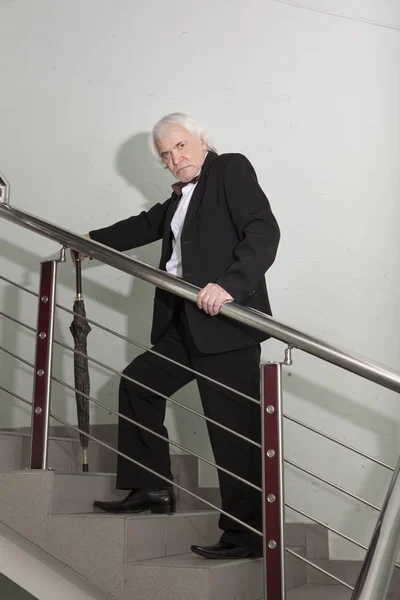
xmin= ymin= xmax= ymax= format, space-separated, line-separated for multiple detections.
xmin=196 ymin=283 xmax=233 ymax=316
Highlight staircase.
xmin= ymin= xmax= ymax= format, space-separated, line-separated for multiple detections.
xmin=3 ymin=430 xmax=397 ymax=600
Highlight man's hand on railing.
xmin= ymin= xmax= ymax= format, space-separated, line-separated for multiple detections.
xmin=197 ymin=283 xmax=233 ymax=316
xmin=70 ymin=233 xmax=92 ymax=265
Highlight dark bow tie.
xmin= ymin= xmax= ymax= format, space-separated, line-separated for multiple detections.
xmin=171 ymin=175 xmax=200 ymax=198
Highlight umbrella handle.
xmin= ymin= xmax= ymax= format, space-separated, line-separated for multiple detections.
xmin=75 ymin=256 xmax=83 ymax=300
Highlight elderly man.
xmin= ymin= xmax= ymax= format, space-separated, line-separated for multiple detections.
xmin=84 ymin=113 xmax=280 ymax=559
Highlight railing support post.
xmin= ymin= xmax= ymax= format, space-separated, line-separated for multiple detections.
xmin=30 ymin=260 xmax=58 ymax=469
xmin=261 ymin=362 xmax=286 ymax=600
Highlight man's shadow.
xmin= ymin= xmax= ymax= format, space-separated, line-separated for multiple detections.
xmin=114 ymin=132 xmax=172 ymax=351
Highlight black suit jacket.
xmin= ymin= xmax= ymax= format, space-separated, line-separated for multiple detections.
xmin=90 ymin=152 xmax=280 ymax=353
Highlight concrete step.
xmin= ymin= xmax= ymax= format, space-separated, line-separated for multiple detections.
xmin=0 ymin=470 xmax=312 ymax=599
xmin=0 ymin=431 xmax=117 ymax=473
xmin=50 ymin=472 xmax=126 ymax=514
xmin=0 ymin=431 xmax=199 ymax=485
xmin=287 ymin=584 xmax=352 ymax=599
xmin=47 ymin=509 xmax=220 ymax=563
xmin=49 ymin=472 xmax=211 ymax=514
xmin=123 ymin=547 xmax=306 ymax=600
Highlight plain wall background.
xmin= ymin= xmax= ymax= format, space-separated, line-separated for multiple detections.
xmin=1 ymin=0 xmax=400 ymax=561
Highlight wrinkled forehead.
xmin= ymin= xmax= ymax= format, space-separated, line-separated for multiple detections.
xmin=155 ymin=124 xmax=200 ymax=154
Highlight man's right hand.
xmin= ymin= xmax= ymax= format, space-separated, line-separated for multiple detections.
xmin=70 ymin=233 xmax=92 ymax=265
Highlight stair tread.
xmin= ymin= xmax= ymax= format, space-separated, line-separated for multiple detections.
xmin=52 ymin=509 xmax=219 ymax=519
xmin=287 ymin=583 xmax=352 ymax=599
xmin=130 ymin=547 xmax=305 ymax=569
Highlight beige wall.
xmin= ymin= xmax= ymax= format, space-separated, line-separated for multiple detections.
xmin=0 ymin=0 xmax=399 ymax=561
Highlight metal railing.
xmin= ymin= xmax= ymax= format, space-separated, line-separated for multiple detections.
xmin=2 ymin=200 xmax=400 ymax=393
xmin=4 ymin=282 xmax=399 ymax=578
xmin=1 ymin=176 xmax=400 ymax=600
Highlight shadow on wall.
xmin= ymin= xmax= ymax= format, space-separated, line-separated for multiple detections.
xmin=113 ymin=131 xmax=173 ymax=360
xmin=52 ymin=132 xmax=174 ymax=422
xmin=1 ymin=132 xmax=205 ymax=449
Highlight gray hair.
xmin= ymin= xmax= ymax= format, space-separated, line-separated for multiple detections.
xmin=149 ymin=112 xmax=217 ymax=160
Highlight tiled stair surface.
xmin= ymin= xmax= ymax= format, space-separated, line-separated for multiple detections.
xmin=0 ymin=470 xmax=307 ymax=600
xmin=0 ymin=430 xmax=399 ymax=599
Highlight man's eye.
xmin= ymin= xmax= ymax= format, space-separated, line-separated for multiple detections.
xmin=179 ymin=143 xmax=185 ymax=148
xmin=163 ymin=152 xmax=170 ymax=158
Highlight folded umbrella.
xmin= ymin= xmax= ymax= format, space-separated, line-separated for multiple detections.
xmin=70 ymin=256 xmax=91 ymax=471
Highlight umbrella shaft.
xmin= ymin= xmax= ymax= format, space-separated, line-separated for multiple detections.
xmin=75 ymin=259 xmax=82 ymax=297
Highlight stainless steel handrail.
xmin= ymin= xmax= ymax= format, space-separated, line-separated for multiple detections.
xmin=2 ymin=203 xmax=400 ymax=393
xmin=2 ymin=202 xmax=400 ymax=598
xmin=352 ymin=457 xmax=400 ymax=600
xmin=0 ymin=384 xmax=262 ymax=536
xmin=0 ymin=172 xmax=10 ymax=204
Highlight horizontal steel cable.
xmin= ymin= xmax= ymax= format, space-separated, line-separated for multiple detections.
xmin=0 ymin=384 xmax=262 ymax=537
xmin=286 ymin=503 xmax=367 ymax=551
xmin=0 ymin=276 xmax=395 ymax=471
xmin=286 ymin=459 xmax=380 ymax=511
xmin=55 ymin=304 xmax=260 ymax=406
xmin=53 ymin=339 xmax=261 ymax=449
xmin=0 ymin=347 xmax=33 ymax=369
xmin=286 ymin=503 xmax=400 ymax=570
xmin=1 ymin=311 xmax=36 ymax=332
xmin=0 ymin=312 xmax=261 ymax=449
xmin=51 ymin=375 xmax=262 ymax=492
xmin=0 ymin=337 xmax=385 ymax=506
xmin=0 ymin=345 xmax=262 ymax=492
xmin=284 ymin=413 xmax=394 ymax=471
xmin=286 ymin=548 xmax=354 ymax=590
xmin=0 ymin=275 xmax=39 ymax=297
xmin=0 ymin=275 xmax=260 ymax=406
xmin=2 ymin=365 xmax=398 ymax=574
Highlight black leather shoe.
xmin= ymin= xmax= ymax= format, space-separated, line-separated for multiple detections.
xmin=94 ymin=488 xmax=176 ymax=514
xmin=190 ymin=542 xmax=262 ymax=559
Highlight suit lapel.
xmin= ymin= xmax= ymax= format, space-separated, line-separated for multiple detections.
xmin=181 ymin=151 xmax=217 ymax=234
xmin=159 ymin=152 xmax=218 ymax=267
xmin=159 ymin=193 xmax=180 ymax=268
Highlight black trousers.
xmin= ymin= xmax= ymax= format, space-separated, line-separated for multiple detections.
xmin=117 ymin=309 xmax=262 ymax=553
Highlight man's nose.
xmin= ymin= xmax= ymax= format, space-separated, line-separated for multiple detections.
xmin=172 ymin=151 xmax=182 ymax=165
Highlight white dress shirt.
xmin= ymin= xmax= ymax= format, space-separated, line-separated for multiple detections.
xmin=166 ymin=180 xmax=198 ymax=277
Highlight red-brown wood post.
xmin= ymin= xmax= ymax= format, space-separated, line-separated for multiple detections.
xmin=261 ymin=362 xmax=286 ymax=600
xmin=30 ymin=260 xmax=58 ymax=469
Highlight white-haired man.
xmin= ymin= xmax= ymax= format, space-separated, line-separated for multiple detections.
xmin=86 ymin=113 xmax=280 ymax=559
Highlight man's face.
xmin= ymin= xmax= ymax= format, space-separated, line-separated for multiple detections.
xmin=155 ymin=124 xmax=207 ymax=182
